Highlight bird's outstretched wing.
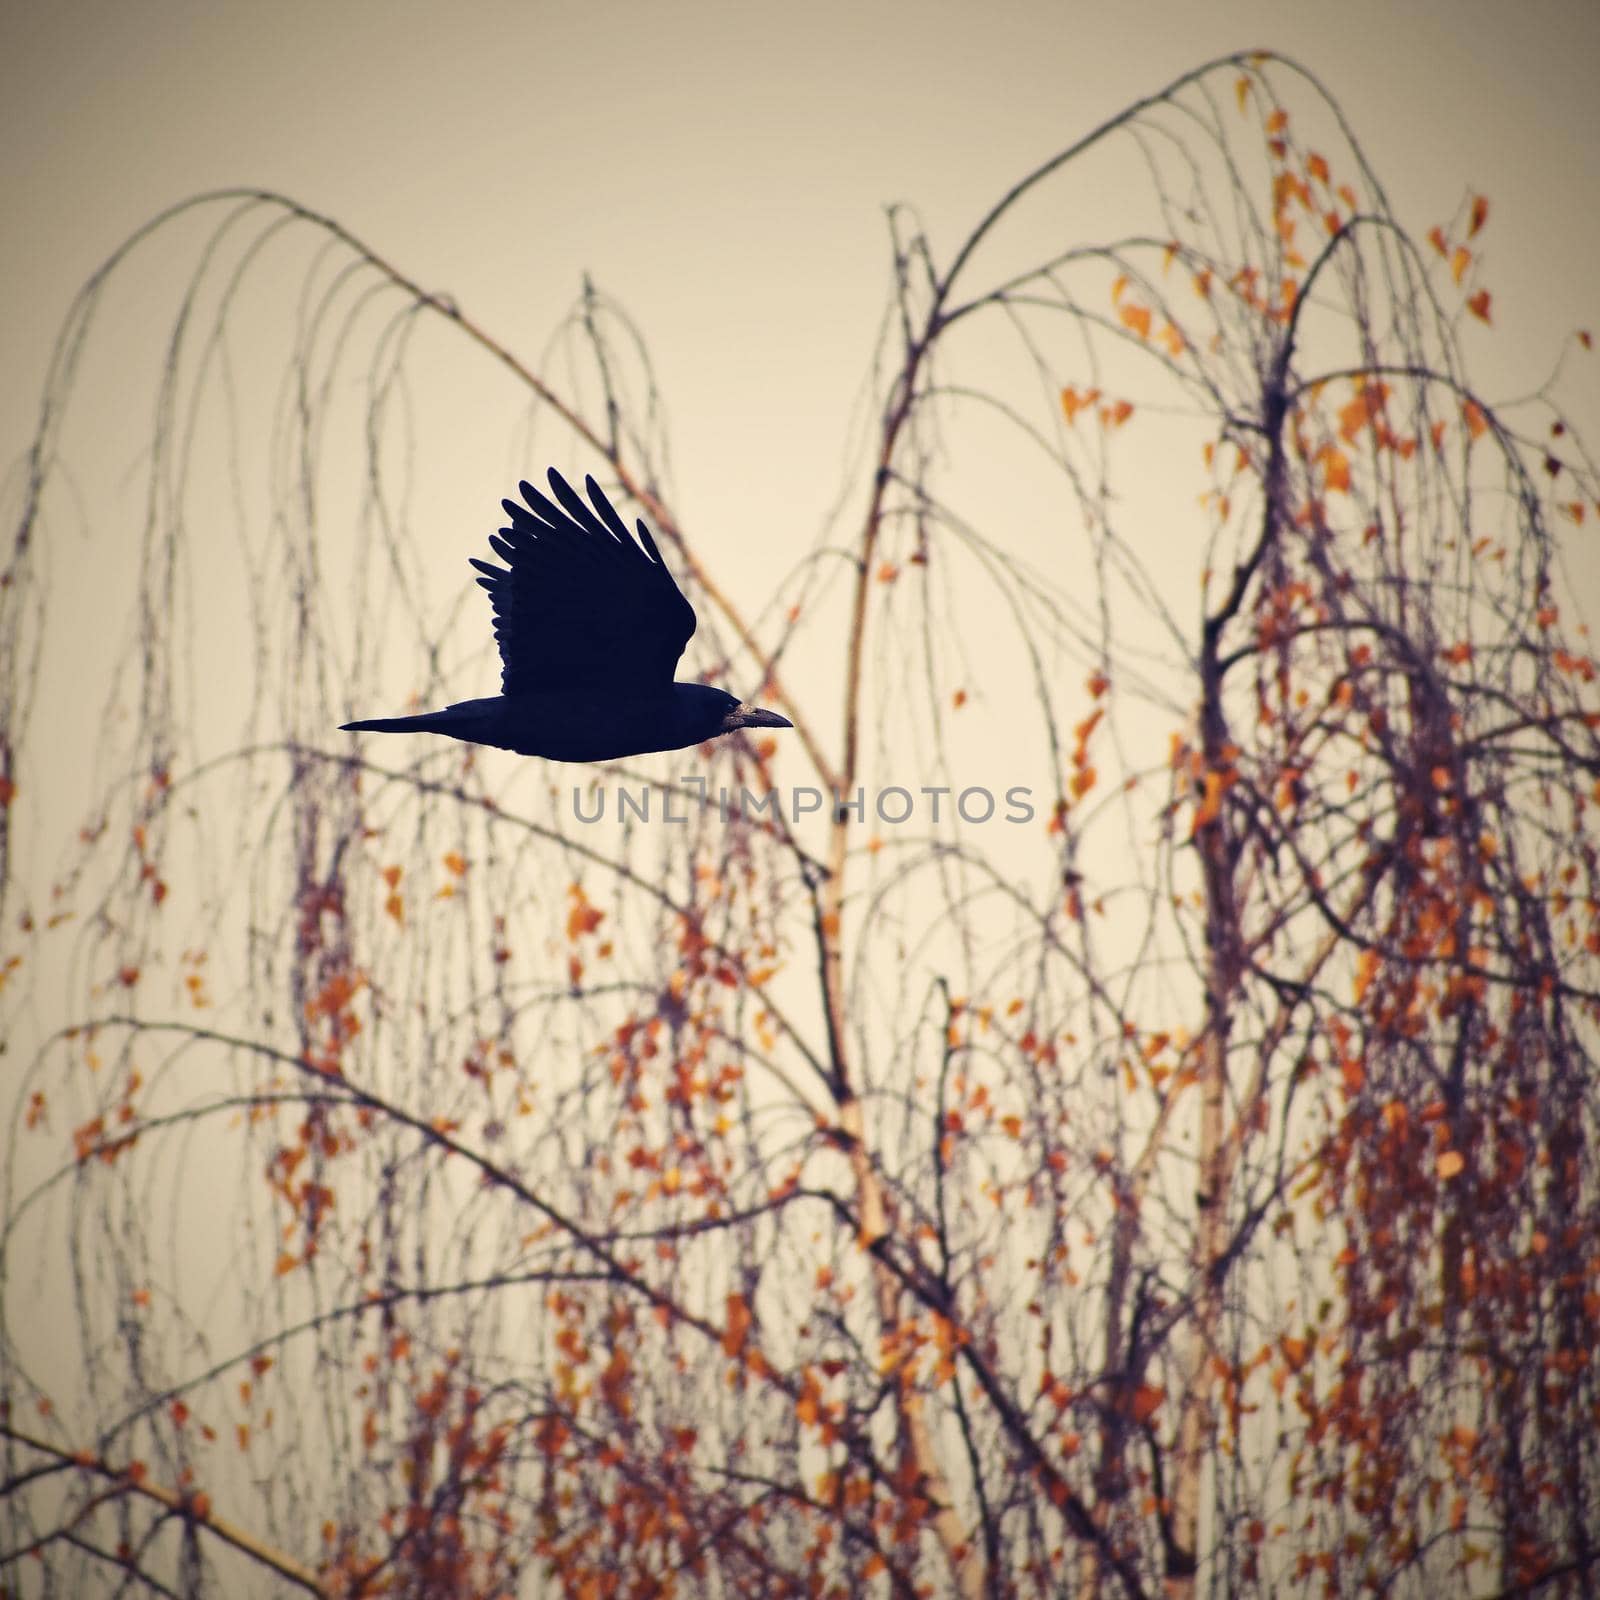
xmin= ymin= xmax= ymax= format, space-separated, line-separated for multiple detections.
xmin=469 ymin=470 xmax=697 ymax=696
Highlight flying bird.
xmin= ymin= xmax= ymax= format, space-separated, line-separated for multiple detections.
xmin=341 ymin=469 xmax=791 ymax=762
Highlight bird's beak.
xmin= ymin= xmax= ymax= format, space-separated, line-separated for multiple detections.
xmin=729 ymin=704 xmax=793 ymax=730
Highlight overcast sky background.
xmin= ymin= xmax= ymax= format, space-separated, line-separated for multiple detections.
xmin=3 ymin=3 xmax=1596 ymax=1016
xmin=1 ymin=4 xmax=1597 ymax=1567
xmin=4 ymin=0 xmax=1597 ymax=568
xmin=3 ymin=0 xmax=1597 ymax=1081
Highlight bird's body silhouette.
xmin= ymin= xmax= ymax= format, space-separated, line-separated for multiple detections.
xmin=341 ymin=469 xmax=791 ymax=761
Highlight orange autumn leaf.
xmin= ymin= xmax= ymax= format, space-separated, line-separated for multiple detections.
xmin=1119 ymin=302 xmax=1152 ymax=340
xmin=1468 ymin=193 xmax=1489 ymax=237
xmin=1235 ymin=76 xmax=1250 ymax=113
xmin=1130 ymin=1383 xmax=1165 ymax=1424
xmin=1191 ymin=769 xmax=1224 ymax=833
xmin=1353 ymin=947 xmax=1380 ymax=1004
xmin=795 ymin=1374 xmax=821 ymax=1428
xmin=1273 ymin=171 xmax=1310 ymax=214
xmin=1467 ymin=290 xmax=1491 ymax=324
xmin=305 ymin=971 xmax=358 ymax=1019
xmin=1463 ymin=399 xmax=1488 ymax=440
xmin=72 ymin=1113 xmax=103 ymax=1164
xmin=722 ymin=1293 xmax=752 ymax=1359
xmin=1307 ymin=151 xmax=1330 ymax=185
xmin=1427 ymin=225 xmax=1448 ymax=257
xmin=1436 ymin=1148 xmax=1465 ymax=1180
xmin=442 ymin=850 xmax=467 ymax=877
xmin=1450 ymin=246 xmax=1471 ymax=285
xmin=1061 ymin=385 xmax=1099 ymax=424
xmin=1316 ymin=444 xmax=1352 ymax=494
xmin=1338 ymin=382 xmax=1388 ymax=443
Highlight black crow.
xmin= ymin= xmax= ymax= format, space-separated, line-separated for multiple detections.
xmin=341 ymin=469 xmax=791 ymax=762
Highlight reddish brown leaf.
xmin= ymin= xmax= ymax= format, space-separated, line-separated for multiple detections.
xmin=1130 ymin=1383 xmax=1165 ymax=1424
xmin=722 ymin=1293 xmax=752 ymax=1359
xmin=1317 ymin=445 xmax=1352 ymax=494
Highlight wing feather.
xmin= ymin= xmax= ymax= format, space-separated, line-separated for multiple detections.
xmin=470 ymin=469 xmax=696 ymax=696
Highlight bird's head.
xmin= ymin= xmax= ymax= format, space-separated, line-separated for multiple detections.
xmin=672 ymin=683 xmax=792 ymax=745
xmin=718 ymin=696 xmax=793 ymax=734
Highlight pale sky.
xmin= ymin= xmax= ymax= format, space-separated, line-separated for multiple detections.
xmin=4 ymin=0 xmax=1597 ymax=882
xmin=4 ymin=0 xmax=1597 ymax=581
xmin=2 ymin=7 xmax=1597 ymax=1583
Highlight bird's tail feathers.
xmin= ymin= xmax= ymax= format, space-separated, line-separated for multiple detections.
xmin=340 ymin=713 xmax=447 ymax=735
